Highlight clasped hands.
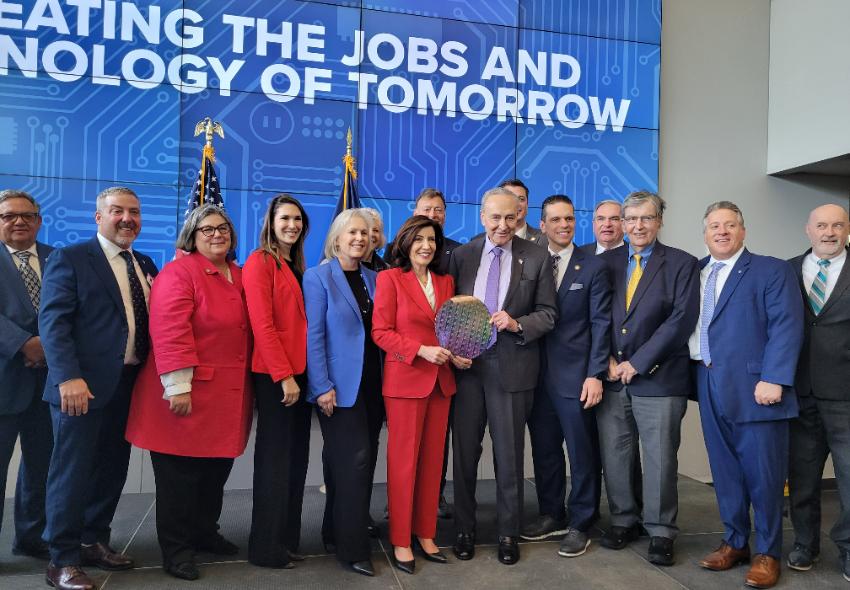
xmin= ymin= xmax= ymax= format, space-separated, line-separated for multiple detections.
xmin=418 ymin=345 xmax=472 ymax=370
xmin=607 ymin=357 xmax=638 ymax=385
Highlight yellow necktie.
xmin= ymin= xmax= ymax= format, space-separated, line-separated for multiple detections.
xmin=626 ymin=254 xmax=643 ymax=310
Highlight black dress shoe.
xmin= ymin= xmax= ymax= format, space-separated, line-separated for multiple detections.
xmin=453 ymin=532 xmax=475 ymax=560
xmin=80 ymin=542 xmax=134 ymax=571
xmin=647 ymin=536 xmax=675 ymax=566
xmin=349 ymin=559 xmax=375 ymax=576
xmin=392 ymin=551 xmax=416 ymax=575
xmin=600 ymin=524 xmax=640 ymax=550
xmin=413 ymin=538 xmax=448 ymax=563
xmin=497 ymin=536 xmax=520 ymax=565
xmin=248 ymin=555 xmax=295 ymax=569
xmin=12 ymin=540 xmax=50 ymax=559
xmin=520 ymin=515 xmax=568 ymax=541
xmin=45 ymin=564 xmax=96 ymax=590
xmin=196 ymin=534 xmax=239 ymax=556
xmin=367 ymin=524 xmax=381 ymax=538
xmin=165 ymin=561 xmax=200 ymax=581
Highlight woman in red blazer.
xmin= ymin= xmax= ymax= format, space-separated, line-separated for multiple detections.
xmin=126 ymin=205 xmax=252 ymax=581
xmin=242 ymin=194 xmax=311 ymax=569
xmin=372 ymin=215 xmax=472 ymax=574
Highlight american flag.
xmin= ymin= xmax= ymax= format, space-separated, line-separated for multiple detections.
xmin=184 ymin=148 xmax=224 ymax=218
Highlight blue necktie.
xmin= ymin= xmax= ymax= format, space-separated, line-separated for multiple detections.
xmin=699 ymin=261 xmax=725 ymax=366
xmin=484 ymin=246 xmax=503 ymax=348
xmin=808 ymin=258 xmax=830 ymax=314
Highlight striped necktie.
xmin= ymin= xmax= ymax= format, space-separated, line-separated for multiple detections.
xmin=699 ymin=261 xmax=725 ymax=366
xmin=14 ymin=251 xmax=40 ymax=310
xmin=808 ymin=258 xmax=831 ymax=314
xmin=625 ymin=254 xmax=642 ymax=310
xmin=551 ymin=253 xmax=560 ymax=286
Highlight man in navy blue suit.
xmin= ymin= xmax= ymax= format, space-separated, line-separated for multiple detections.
xmin=0 ymin=190 xmax=54 ymax=561
xmin=579 ymin=200 xmax=626 ymax=255
xmin=597 ymin=191 xmax=699 ymax=566
xmin=39 ymin=187 xmax=158 ymax=590
xmin=521 ymin=195 xmax=611 ymax=558
xmin=693 ymin=202 xmax=803 ymax=589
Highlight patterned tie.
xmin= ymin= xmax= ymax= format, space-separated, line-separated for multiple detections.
xmin=14 ymin=251 xmax=40 ymax=310
xmin=551 ymin=253 xmax=560 ymax=286
xmin=119 ymin=251 xmax=150 ymax=361
xmin=808 ymin=258 xmax=830 ymax=315
xmin=699 ymin=261 xmax=725 ymax=366
xmin=625 ymin=254 xmax=643 ymax=310
xmin=484 ymin=246 xmax=503 ymax=348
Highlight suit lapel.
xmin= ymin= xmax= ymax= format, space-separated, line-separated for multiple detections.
xmin=611 ymin=246 xmax=629 ymax=314
xmin=330 ymin=258 xmax=362 ymax=319
xmin=0 ymin=247 xmax=36 ymax=312
xmin=711 ymin=249 xmax=751 ymax=320
xmin=87 ymin=237 xmax=126 ymax=314
xmin=558 ymin=246 xmax=584 ymax=298
xmin=501 ymin=238 xmax=524 ymax=310
xmin=625 ymin=243 xmax=665 ymax=320
xmin=281 ymin=259 xmax=306 ymax=319
xmin=819 ymin=251 xmax=850 ymax=316
xmin=400 ymin=270 xmax=436 ymax=319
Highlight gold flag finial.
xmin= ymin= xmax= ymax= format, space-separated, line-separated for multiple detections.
xmin=194 ymin=117 xmax=225 ymax=149
xmin=346 ymin=127 xmax=353 ymax=157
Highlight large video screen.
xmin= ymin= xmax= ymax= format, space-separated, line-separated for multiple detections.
xmin=0 ymin=0 xmax=661 ymax=267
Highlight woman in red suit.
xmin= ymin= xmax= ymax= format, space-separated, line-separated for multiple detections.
xmin=126 ymin=204 xmax=253 ymax=581
xmin=242 ymin=194 xmax=311 ymax=569
xmin=372 ymin=215 xmax=472 ymax=574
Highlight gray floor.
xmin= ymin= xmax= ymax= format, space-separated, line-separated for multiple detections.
xmin=0 ymin=477 xmax=844 ymax=589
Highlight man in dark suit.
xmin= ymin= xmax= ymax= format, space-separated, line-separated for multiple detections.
xmin=692 ymin=202 xmax=803 ymax=589
xmin=521 ymin=195 xmax=611 ymax=558
xmin=0 ymin=190 xmax=54 ymax=560
xmin=579 ymin=199 xmax=626 ymax=255
xmin=384 ymin=188 xmax=460 ymax=275
xmin=499 ymin=179 xmax=542 ymax=242
xmin=449 ymin=187 xmax=557 ymax=565
xmin=787 ymin=204 xmax=850 ymax=582
xmin=39 ymin=187 xmax=158 ymax=590
xmin=597 ymin=191 xmax=699 ymax=566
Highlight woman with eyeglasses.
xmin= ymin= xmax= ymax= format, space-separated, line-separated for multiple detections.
xmin=126 ymin=204 xmax=253 ymax=582
xmin=242 ymin=194 xmax=311 ymax=569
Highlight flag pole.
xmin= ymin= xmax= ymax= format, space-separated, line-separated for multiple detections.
xmin=193 ymin=117 xmax=225 ymax=206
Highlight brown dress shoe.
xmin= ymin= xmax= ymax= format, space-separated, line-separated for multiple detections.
xmin=699 ymin=541 xmax=751 ymax=570
xmin=80 ymin=543 xmax=134 ymax=571
xmin=745 ymin=554 xmax=781 ymax=588
xmin=46 ymin=564 xmax=96 ymax=590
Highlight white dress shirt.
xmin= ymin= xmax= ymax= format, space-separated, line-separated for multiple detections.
xmin=418 ymin=270 xmax=436 ymax=310
xmin=802 ymin=249 xmax=846 ymax=303
xmin=595 ymin=240 xmax=625 ymax=254
xmin=6 ymin=242 xmax=41 ymax=277
xmin=515 ymin=223 xmax=530 ymax=240
xmin=473 ymin=237 xmax=513 ymax=312
xmin=549 ymin=242 xmax=574 ymax=290
xmin=96 ymin=233 xmax=151 ymax=365
xmin=689 ymin=246 xmax=745 ymax=361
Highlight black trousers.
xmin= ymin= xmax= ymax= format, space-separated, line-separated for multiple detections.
xmin=149 ymin=452 xmax=234 ymax=567
xmin=317 ymin=387 xmax=383 ymax=563
xmin=248 ymin=372 xmax=311 ymax=566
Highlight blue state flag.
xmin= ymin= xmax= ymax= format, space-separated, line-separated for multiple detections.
xmin=332 ymin=129 xmax=360 ymax=217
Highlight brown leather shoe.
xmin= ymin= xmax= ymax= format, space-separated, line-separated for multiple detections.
xmin=45 ymin=564 xmax=96 ymax=590
xmin=80 ymin=543 xmax=134 ymax=571
xmin=745 ymin=554 xmax=781 ymax=588
xmin=699 ymin=541 xmax=751 ymax=570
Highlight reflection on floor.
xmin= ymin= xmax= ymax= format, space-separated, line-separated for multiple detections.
xmin=0 ymin=477 xmax=844 ymax=589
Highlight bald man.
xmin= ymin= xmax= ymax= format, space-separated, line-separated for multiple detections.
xmin=787 ymin=204 xmax=850 ymax=582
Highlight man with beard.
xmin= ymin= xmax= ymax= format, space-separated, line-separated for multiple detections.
xmin=39 ymin=187 xmax=158 ymax=590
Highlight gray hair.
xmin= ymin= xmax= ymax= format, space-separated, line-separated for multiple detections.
xmin=480 ymin=187 xmax=519 ymax=212
xmin=95 ymin=186 xmax=139 ymax=211
xmin=175 ymin=204 xmax=238 ymax=253
xmin=593 ymin=199 xmax=622 ymax=215
xmin=0 ymin=189 xmax=40 ymax=213
xmin=622 ymin=190 xmax=665 ymax=218
xmin=322 ymin=208 xmax=373 ymax=261
xmin=703 ymin=201 xmax=745 ymax=229
xmin=361 ymin=207 xmax=387 ymax=250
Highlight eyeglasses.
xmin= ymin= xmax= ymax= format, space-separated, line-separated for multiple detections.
xmin=196 ymin=224 xmax=231 ymax=237
xmin=0 ymin=212 xmax=39 ymax=224
xmin=623 ymin=215 xmax=658 ymax=225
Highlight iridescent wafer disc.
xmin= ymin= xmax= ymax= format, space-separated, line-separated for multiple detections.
xmin=435 ymin=296 xmax=493 ymax=359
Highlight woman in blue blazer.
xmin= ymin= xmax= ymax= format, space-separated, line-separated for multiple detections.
xmin=304 ymin=208 xmax=382 ymax=577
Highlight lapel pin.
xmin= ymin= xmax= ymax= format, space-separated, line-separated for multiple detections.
xmin=519 ymin=258 xmax=524 ymax=264
xmin=575 ymin=264 xmax=581 ymax=270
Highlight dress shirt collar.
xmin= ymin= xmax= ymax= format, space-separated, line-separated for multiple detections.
xmin=97 ymin=232 xmax=133 ymax=260
xmin=5 ymin=242 xmax=38 ymax=257
xmin=628 ymin=240 xmax=655 ymax=259
xmin=596 ymin=240 xmax=624 ymax=254
xmin=807 ymin=248 xmax=847 ymax=267
xmin=707 ymin=245 xmax=745 ymax=270
xmin=484 ymin=235 xmax=513 ymax=256
xmin=548 ymin=242 xmax=574 ymax=258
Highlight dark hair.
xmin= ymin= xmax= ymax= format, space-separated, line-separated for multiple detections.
xmin=415 ymin=187 xmax=446 ymax=208
xmin=0 ymin=189 xmax=40 ymax=213
xmin=258 ymin=193 xmax=310 ymax=273
xmin=175 ymin=204 xmax=238 ymax=255
xmin=498 ymin=178 xmax=530 ymax=197
xmin=390 ymin=215 xmax=445 ymax=274
xmin=540 ymin=194 xmax=574 ymax=221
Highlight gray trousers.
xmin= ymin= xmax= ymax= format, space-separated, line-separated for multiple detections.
xmin=596 ymin=386 xmax=687 ymax=539
xmin=789 ymin=394 xmax=850 ymax=553
xmin=452 ymin=350 xmax=534 ymax=537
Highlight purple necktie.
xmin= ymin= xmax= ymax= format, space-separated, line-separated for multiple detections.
xmin=484 ymin=246 xmax=503 ymax=347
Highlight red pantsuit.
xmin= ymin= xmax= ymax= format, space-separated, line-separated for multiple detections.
xmin=372 ymin=267 xmax=456 ymax=547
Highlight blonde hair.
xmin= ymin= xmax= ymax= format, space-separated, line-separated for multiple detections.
xmin=322 ymin=208 xmax=373 ymax=261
